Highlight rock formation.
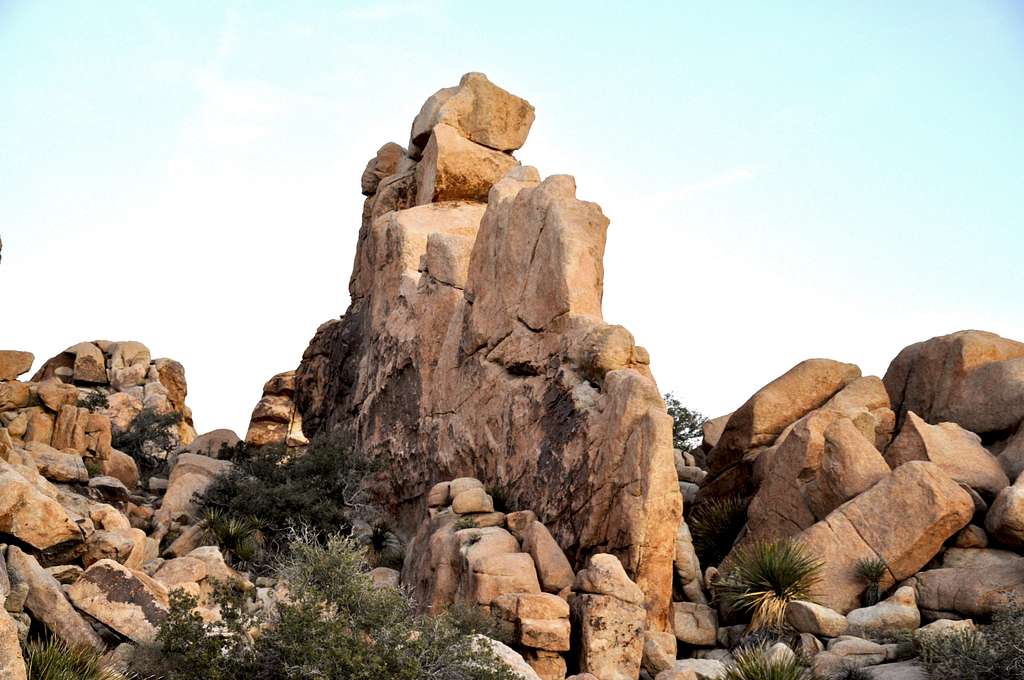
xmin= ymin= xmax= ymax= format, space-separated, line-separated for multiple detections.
xmin=286 ymin=72 xmax=682 ymax=631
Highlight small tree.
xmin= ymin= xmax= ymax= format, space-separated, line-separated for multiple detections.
xmin=664 ymin=392 xmax=708 ymax=452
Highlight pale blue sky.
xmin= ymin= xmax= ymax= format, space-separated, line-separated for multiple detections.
xmin=2 ymin=1 xmax=1022 ymax=434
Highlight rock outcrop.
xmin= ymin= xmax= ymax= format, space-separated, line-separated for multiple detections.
xmin=290 ymin=72 xmax=681 ymax=631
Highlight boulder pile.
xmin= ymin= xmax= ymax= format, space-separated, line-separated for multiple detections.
xmin=0 ymin=342 xmax=249 ymax=676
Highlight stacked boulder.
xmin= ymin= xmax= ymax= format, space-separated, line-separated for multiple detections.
xmin=403 ymin=477 xmax=574 ymax=679
xmin=244 ymin=370 xmax=307 ymax=447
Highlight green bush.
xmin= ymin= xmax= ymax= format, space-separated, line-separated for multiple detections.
xmin=664 ymin=392 xmax=708 ymax=452
xmin=723 ymin=643 xmax=809 ymax=680
xmin=137 ymin=532 xmax=520 ymax=680
xmin=77 ymin=391 xmax=110 ymax=412
xmin=854 ymin=557 xmax=888 ymax=606
xmin=24 ymin=637 xmax=131 ymax=680
xmin=689 ymin=495 xmax=748 ymax=567
xmin=717 ymin=540 xmax=822 ymax=632
xmin=454 ymin=516 xmax=479 ymax=531
xmin=918 ymin=604 xmax=1024 ymax=679
xmin=199 ymin=434 xmax=378 ymax=565
xmin=111 ymin=407 xmax=182 ymax=476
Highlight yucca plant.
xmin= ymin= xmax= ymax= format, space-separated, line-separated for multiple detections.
xmin=200 ymin=508 xmax=263 ymax=565
xmin=854 ymin=557 xmax=888 ymax=606
xmin=689 ymin=495 xmax=748 ymax=567
xmin=24 ymin=637 xmax=132 ymax=680
xmin=723 ymin=643 xmax=809 ymax=680
xmin=717 ymin=540 xmax=823 ymax=631
xmin=356 ymin=522 xmax=405 ymax=569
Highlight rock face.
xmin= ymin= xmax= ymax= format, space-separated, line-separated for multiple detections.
xmin=885 ymin=411 xmax=1007 ymax=497
xmin=883 ymin=330 xmax=1024 ymax=435
xmin=0 ymin=608 xmax=26 ymax=680
xmin=797 ymin=461 xmax=973 ymax=612
xmin=245 ymin=371 xmax=307 ymax=447
xmin=293 ymin=73 xmax=681 ymax=631
xmin=985 ymin=472 xmax=1024 ymax=547
xmin=66 ymin=559 xmax=169 ymax=643
xmin=5 ymin=546 xmax=104 ymax=651
xmin=572 ymin=555 xmax=646 ymax=680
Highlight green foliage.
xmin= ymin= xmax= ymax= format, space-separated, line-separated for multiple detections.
xmin=200 ymin=508 xmax=263 ymax=565
xmin=84 ymin=458 xmax=102 ymax=477
xmin=199 ymin=434 xmax=378 ymax=565
xmin=717 ymin=540 xmax=823 ymax=632
xmin=24 ymin=637 xmax=131 ymax=680
xmin=918 ymin=604 xmax=1024 ymax=679
xmin=486 ymin=484 xmax=513 ymax=513
xmin=443 ymin=602 xmax=515 ymax=645
xmin=111 ymin=407 xmax=182 ymax=476
xmin=76 ymin=391 xmax=110 ymax=412
xmin=689 ymin=495 xmax=748 ymax=567
xmin=139 ymin=532 xmax=520 ymax=680
xmin=854 ymin=557 xmax=888 ymax=583
xmin=355 ymin=522 xmax=405 ymax=569
xmin=455 ymin=516 xmax=479 ymax=531
xmin=664 ymin=392 xmax=708 ymax=452
xmin=855 ymin=557 xmax=888 ymax=606
xmin=722 ymin=643 xmax=809 ymax=680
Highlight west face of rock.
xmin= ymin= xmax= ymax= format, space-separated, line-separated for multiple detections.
xmin=292 ymin=73 xmax=681 ymax=632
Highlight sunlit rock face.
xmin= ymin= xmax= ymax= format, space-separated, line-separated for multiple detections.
xmin=292 ymin=72 xmax=681 ymax=632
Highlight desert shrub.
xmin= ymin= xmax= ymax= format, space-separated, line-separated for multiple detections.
xmin=665 ymin=392 xmax=708 ymax=452
xmin=139 ymin=532 xmax=519 ymax=680
xmin=717 ymin=540 xmax=822 ymax=631
xmin=918 ymin=604 xmax=1024 ymax=679
xmin=199 ymin=434 xmax=378 ymax=564
xmin=355 ymin=521 xmax=405 ymax=569
xmin=723 ymin=642 xmax=809 ymax=680
xmin=24 ymin=637 xmax=131 ymax=680
xmin=444 ymin=601 xmax=515 ymax=644
xmin=200 ymin=508 xmax=263 ymax=565
xmin=854 ymin=557 xmax=888 ymax=606
xmin=455 ymin=516 xmax=479 ymax=531
xmin=111 ymin=407 xmax=182 ymax=476
xmin=77 ymin=391 xmax=110 ymax=412
xmin=689 ymin=495 xmax=748 ymax=567
xmin=486 ymin=484 xmax=513 ymax=513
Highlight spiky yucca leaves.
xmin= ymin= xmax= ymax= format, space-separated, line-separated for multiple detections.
xmin=25 ymin=638 xmax=132 ymax=680
xmin=689 ymin=495 xmax=748 ymax=567
xmin=717 ymin=540 xmax=823 ymax=631
xmin=200 ymin=508 xmax=263 ymax=564
xmin=356 ymin=522 xmax=405 ymax=569
xmin=854 ymin=557 xmax=888 ymax=606
xmin=722 ymin=643 xmax=809 ymax=680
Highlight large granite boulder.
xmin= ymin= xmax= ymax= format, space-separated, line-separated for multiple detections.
xmin=66 ymin=559 xmax=169 ymax=643
xmin=798 ymin=461 xmax=973 ymax=612
xmin=885 ymin=411 xmax=1008 ymax=496
xmin=5 ymin=546 xmax=103 ymax=650
xmin=883 ymin=330 xmax=1024 ymax=435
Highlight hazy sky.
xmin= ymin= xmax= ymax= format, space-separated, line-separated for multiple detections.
xmin=2 ymin=2 xmax=1022 ymax=435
